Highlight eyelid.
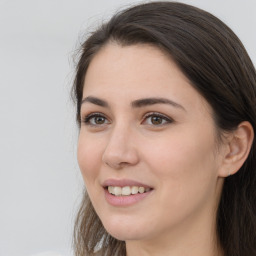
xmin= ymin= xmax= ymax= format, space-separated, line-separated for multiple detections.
xmin=82 ymin=112 xmax=110 ymax=126
xmin=142 ymin=112 xmax=174 ymax=125
xmin=81 ymin=111 xmax=174 ymax=127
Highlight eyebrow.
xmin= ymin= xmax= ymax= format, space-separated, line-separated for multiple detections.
xmin=131 ymin=97 xmax=185 ymax=110
xmin=81 ymin=96 xmax=185 ymax=111
xmin=81 ymin=96 xmax=109 ymax=108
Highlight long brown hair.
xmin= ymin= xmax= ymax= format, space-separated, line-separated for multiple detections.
xmin=72 ymin=2 xmax=256 ymax=256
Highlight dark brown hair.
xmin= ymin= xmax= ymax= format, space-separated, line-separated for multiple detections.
xmin=72 ymin=2 xmax=256 ymax=256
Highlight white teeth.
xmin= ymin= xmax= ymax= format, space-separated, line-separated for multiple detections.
xmin=113 ymin=186 xmax=122 ymax=196
xmin=108 ymin=186 xmax=114 ymax=194
xmin=122 ymin=186 xmax=131 ymax=196
xmin=108 ymin=186 xmax=151 ymax=196
xmin=138 ymin=187 xmax=145 ymax=193
xmin=131 ymin=186 xmax=139 ymax=194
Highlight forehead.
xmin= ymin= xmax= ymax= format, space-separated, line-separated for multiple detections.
xmin=84 ymin=43 xmax=183 ymax=90
xmin=83 ymin=43 xmax=210 ymax=113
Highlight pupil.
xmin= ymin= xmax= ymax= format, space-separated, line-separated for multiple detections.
xmin=95 ymin=117 xmax=105 ymax=124
xmin=151 ymin=116 xmax=162 ymax=125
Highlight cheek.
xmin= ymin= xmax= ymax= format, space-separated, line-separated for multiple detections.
xmin=141 ymin=126 xmax=218 ymax=197
xmin=137 ymin=128 xmax=219 ymax=231
xmin=77 ymin=133 xmax=103 ymax=185
xmin=145 ymin=130 xmax=215 ymax=168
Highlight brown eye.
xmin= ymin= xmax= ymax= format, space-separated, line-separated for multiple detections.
xmin=151 ymin=116 xmax=164 ymax=125
xmin=143 ymin=113 xmax=173 ymax=126
xmin=94 ymin=116 xmax=106 ymax=124
xmin=83 ymin=113 xmax=109 ymax=126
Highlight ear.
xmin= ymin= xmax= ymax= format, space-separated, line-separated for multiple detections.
xmin=218 ymin=121 xmax=254 ymax=177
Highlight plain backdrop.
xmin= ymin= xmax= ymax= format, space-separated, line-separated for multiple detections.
xmin=0 ymin=0 xmax=255 ymax=255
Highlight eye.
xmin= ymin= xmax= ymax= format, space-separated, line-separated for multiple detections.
xmin=83 ymin=113 xmax=110 ymax=126
xmin=143 ymin=112 xmax=173 ymax=126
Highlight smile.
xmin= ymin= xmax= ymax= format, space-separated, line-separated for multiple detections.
xmin=108 ymin=186 xmax=152 ymax=196
xmin=102 ymin=179 xmax=154 ymax=206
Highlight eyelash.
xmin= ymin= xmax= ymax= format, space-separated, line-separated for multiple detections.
xmin=143 ymin=112 xmax=173 ymax=126
xmin=82 ymin=112 xmax=173 ymax=127
xmin=83 ymin=112 xmax=109 ymax=126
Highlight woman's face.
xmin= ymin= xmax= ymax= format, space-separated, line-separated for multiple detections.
xmin=77 ymin=43 xmax=225 ymax=242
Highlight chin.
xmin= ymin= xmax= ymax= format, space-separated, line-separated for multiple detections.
xmin=102 ymin=216 xmax=150 ymax=241
xmin=105 ymin=227 xmax=145 ymax=241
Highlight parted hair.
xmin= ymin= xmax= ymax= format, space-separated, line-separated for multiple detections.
xmin=72 ymin=2 xmax=256 ymax=256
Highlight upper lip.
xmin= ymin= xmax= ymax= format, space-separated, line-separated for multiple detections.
xmin=102 ymin=179 xmax=153 ymax=188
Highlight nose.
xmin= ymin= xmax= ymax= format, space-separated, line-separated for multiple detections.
xmin=102 ymin=125 xmax=139 ymax=169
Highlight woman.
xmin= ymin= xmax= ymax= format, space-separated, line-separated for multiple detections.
xmin=72 ymin=2 xmax=256 ymax=256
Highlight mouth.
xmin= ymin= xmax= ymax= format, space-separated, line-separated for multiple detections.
xmin=105 ymin=185 xmax=153 ymax=196
xmin=102 ymin=179 xmax=154 ymax=206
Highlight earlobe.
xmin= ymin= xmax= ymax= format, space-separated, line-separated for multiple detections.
xmin=218 ymin=121 xmax=254 ymax=177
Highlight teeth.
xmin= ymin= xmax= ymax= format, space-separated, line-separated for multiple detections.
xmin=108 ymin=186 xmax=151 ymax=196
xmin=131 ymin=186 xmax=139 ymax=194
xmin=122 ymin=186 xmax=131 ymax=196
xmin=138 ymin=187 xmax=145 ymax=193
xmin=113 ymin=186 xmax=122 ymax=196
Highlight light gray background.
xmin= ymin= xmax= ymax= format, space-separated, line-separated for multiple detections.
xmin=0 ymin=0 xmax=255 ymax=256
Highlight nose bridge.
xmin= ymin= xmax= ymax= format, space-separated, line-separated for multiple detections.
xmin=102 ymin=121 xmax=139 ymax=169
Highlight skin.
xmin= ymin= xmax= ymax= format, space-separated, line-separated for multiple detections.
xmin=77 ymin=43 xmax=238 ymax=256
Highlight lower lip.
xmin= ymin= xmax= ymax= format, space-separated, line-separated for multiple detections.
xmin=104 ymin=188 xmax=153 ymax=206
